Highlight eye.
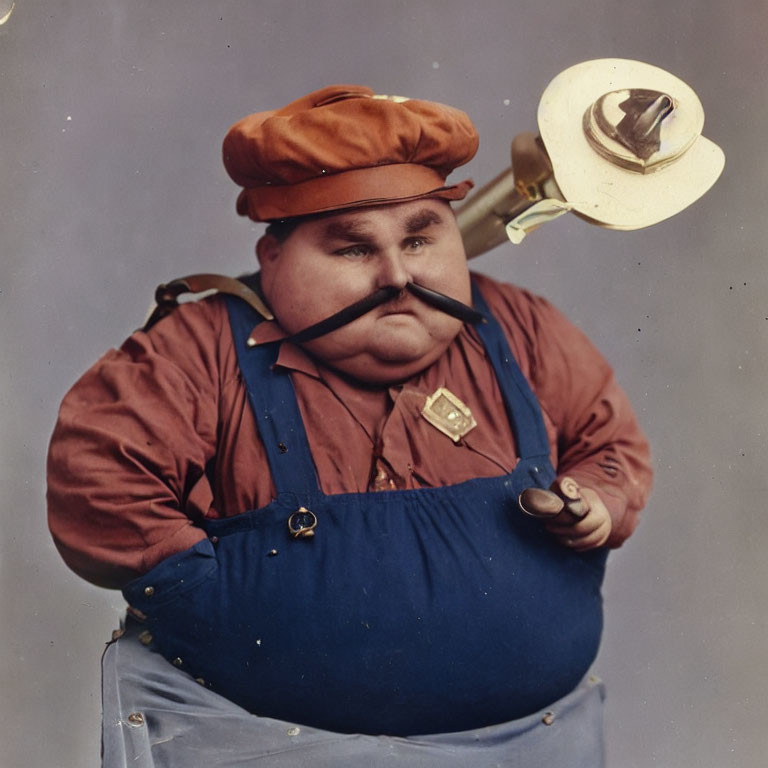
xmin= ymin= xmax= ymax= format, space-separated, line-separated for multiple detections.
xmin=404 ymin=237 xmax=429 ymax=252
xmin=335 ymin=244 xmax=372 ymax=259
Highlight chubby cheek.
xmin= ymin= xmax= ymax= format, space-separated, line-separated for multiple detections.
xmin=430 ymin=313 xmax=465 ymax=345
xmin=302 ymin=327 xmax=370 ymax=364
xmin=422 ymin=262 xmax=472 ymax=307
xmin=264 ymin=262 xmax=355 ymax=334
xmin=414 ymin=239 xmax=472 ymax=303
xmin=265 ymin=283 xmax=309 ymax=334
xmin=449 ymin=268 xmax=472 ymax=306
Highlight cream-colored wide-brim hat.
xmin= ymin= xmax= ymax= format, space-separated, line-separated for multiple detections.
xmin=537 ymin=58 xmax=725 ymax=230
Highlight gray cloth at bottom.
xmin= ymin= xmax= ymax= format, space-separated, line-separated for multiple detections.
xmin=102 ymin=618 xmax=606 ymax=767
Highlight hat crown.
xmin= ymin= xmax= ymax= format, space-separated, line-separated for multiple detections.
xmin=277 ymin=85 xmax=374 ymax=115
xmin=223 ymin=84 xmax=478 ymax=221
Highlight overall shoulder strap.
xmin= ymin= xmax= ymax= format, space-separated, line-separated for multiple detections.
xmin=471 ymin=280 xmax=552 ymax=461
xmin=224 ymin=294 xmax=320 ymax=502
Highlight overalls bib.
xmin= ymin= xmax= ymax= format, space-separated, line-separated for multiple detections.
xmin=112 ymin=280 xmax=608 ymax=761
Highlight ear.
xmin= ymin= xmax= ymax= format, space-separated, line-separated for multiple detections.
xmin=256 ymin=234 xmax=281 ymax=269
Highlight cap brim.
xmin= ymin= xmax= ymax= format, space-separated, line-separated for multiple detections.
xmin=538 ymin=58 xmax=725 ymax=229
xmin=240 ymin=163 xmax=474 ymax=221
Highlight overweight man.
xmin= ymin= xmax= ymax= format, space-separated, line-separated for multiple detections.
xmin=47 ymin=85 xmax=652 ymax=767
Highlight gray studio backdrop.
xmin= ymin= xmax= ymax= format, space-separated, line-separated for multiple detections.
xmin=2 ymin=1 xmax=766 ymax=766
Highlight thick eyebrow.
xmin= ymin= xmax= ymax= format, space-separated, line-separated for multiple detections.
xmin=316 ymin=208 xmax=445 ymax=246
xmin=404 ymin=209 xmax=444 ymax=234
xmin=318 ymin=219 xmax=376 ymax=244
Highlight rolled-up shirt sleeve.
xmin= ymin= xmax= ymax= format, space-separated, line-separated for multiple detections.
xmin=47 ymin=303 xmax=223 ymax=588
xmin=484 ymin=278 xmax=653 ymax=547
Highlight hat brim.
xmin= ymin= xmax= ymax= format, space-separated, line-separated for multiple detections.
xmin=538 ymin=58 xmax=725 ymax=229
xmin=238 ymin=163 xmax=474 ymax=221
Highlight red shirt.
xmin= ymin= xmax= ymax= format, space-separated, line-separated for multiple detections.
xmin=47 ymin=273 xmax=652 ymax=588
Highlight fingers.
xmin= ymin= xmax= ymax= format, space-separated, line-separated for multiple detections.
xmin=545 ymin=486 xmax=612 ymax=551
xmin=547 ymin=515 xmax=611 ymax=551
xmin=518 ymin=480 xmax=612 ymax=550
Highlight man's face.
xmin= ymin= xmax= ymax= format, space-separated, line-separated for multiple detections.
xmin=257 ymin=198 xmax=471 ymax=384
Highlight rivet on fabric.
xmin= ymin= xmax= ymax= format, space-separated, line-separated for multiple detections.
xmin=195 ymin=677 xmax=206 ymax=686
xmin=144 ymin=586 xmax=155 ymax=597
xmin=268 ymin=549 xmax=279 ymax=557
xmin=172 ymin=657 xmax=184 ymax=667
xmin=246 ymin=337 xmax=257 ymax=347
xmin=127 ymin=712 xmax=145 ymax=727
xmin=287 ymin=507 xmax=317 ymax=539
xmin=287 ymin=727 xmax=301 ymax=736
xmin=542 ymin=711 xmax=556 ymax=726
xmin=210 ymin=536 xmax=220 ymax=544
xmin=138 ymin=631 xmax=153 ymax=646
xmin=278 ymin=442 xmax=288 ymax=454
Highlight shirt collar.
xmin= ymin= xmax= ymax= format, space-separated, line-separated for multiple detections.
xmin=248 ymin=320 xmax=321 ymax=378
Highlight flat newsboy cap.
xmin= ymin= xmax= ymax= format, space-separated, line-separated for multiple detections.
xmin=222 ymin=85 xmax=479 ymax=221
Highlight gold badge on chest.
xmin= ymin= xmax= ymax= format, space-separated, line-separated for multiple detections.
xmin=421 ymin=387 xmax=477 ymax=443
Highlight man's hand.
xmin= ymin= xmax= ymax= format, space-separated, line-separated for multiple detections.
xmin=519 ymin=478 xmax=612 ymax=551
xmin=544 ymin=485 xmax=612 ymax=551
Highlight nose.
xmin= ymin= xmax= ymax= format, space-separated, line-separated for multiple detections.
xmin=375 ymin=249 xmax=410 ymax=290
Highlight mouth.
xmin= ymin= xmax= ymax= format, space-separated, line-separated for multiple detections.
xmin=378 ymin=293 xmax=416 ymax=316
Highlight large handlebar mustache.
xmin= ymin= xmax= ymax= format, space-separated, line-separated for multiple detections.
xmin=286 ymin=282 xmax=486 ymax=345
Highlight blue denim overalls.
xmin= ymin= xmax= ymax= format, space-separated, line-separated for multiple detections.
xmin=111 ymin=280 xmax=608 ymax=764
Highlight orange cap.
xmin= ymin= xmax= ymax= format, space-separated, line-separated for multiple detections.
xmin=222 ymin=85 xmax=478 ymax=221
